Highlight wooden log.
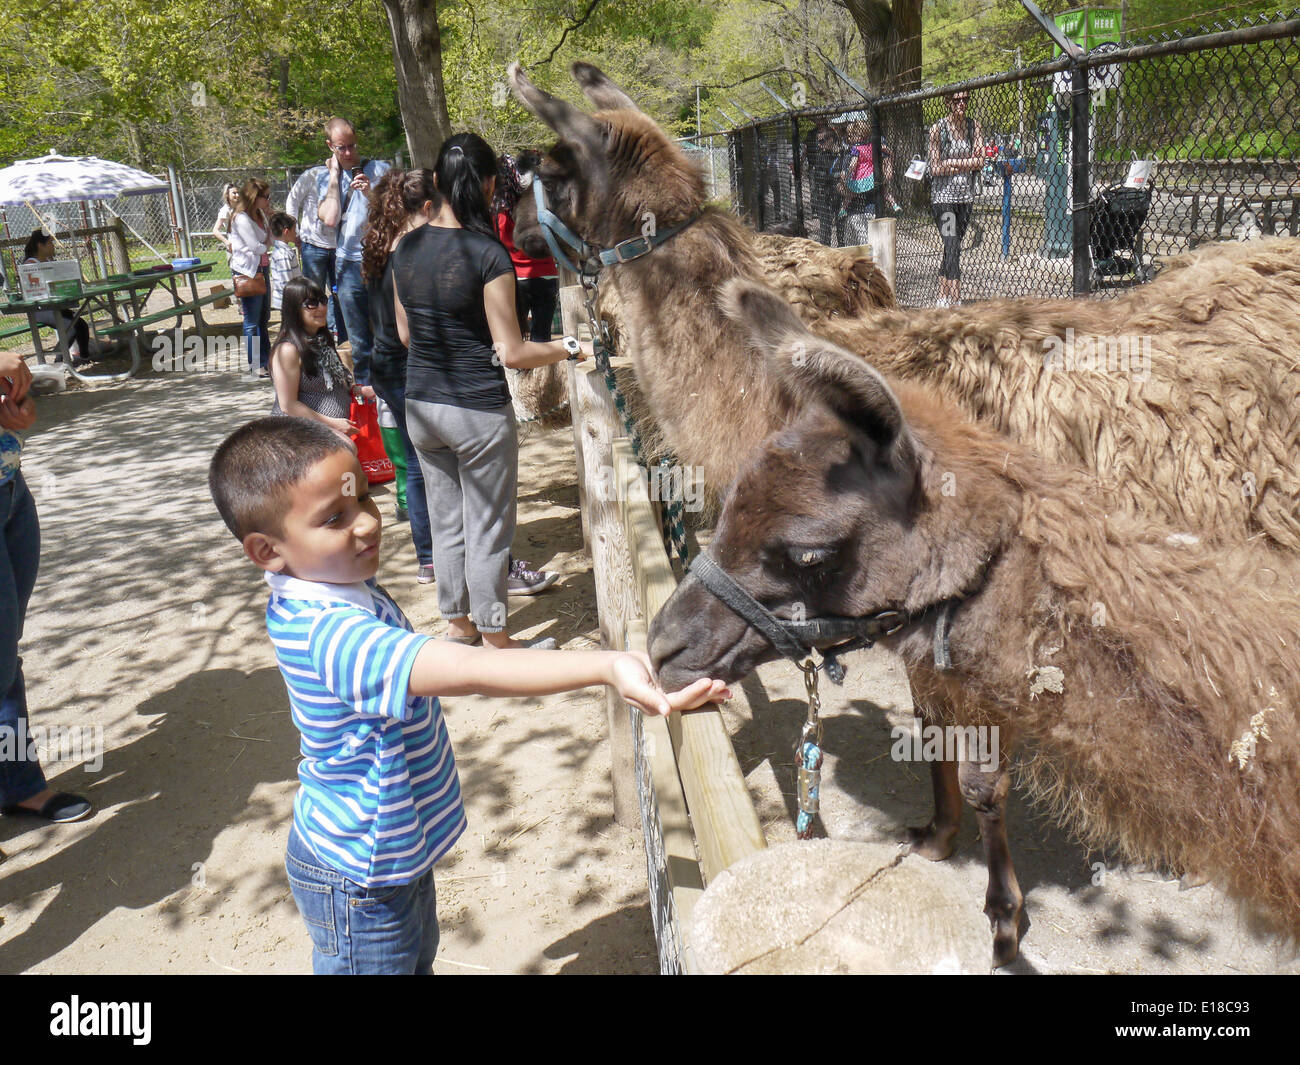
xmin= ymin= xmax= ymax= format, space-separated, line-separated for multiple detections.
xmin=867 ymin=216 xmax=897 ymax=293
xmin=574 ymin=362 xmax=638 ymax=828
xmin=559 ymin=283 xmax=590 ymax=553
xmin=613 ymin=440 xmax=767 ymax=883
xmin=625 ymin=618 xmax=705 ymax=973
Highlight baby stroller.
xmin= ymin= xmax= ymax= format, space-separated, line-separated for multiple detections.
xmin=1090 ymin=183 xmax=1153 ymax=286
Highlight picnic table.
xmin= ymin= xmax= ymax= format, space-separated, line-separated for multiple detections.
xmin=0 ymin=262 xmax=233 ymax=382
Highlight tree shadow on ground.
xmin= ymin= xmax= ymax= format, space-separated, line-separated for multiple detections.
xmin=0 ymin=666 xmax=294 ymax=973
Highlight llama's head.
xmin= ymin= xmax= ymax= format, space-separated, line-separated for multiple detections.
xmin=508 ymin=61 xmax=707 ymax=259
xmin=650 ymin=280 xmax=1017 ymax=689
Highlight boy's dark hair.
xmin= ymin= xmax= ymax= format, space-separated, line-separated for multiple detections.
xmin=209 ymin=417 xmax=352 ymax=540
xmin=269 ymin=211 xmax=296 ymax=238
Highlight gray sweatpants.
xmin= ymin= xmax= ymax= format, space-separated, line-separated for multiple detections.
xmin=405 ymin=399 xmax=517 ymax=632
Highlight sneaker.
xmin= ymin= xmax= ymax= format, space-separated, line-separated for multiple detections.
xmin=417 ymin=564 xmax=435 ymax=585
xmin=395 ymin=505 xmax=409 ymax=523
xmin=508 ymin=559 xmax=558 ymax=596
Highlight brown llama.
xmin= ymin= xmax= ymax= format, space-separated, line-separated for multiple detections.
xmin=509 ymin=234 xmax=893 ymax=428
xmin=509 ymin=61 xmax=1300 ymax=548
xmin=649 ymin=279 xmax=1300 ymax=965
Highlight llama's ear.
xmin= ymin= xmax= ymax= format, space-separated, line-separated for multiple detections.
xmin=571 ymin=62 xmax=643 ymax=112
xmin=509 ymin=63 xmax=604 ymax=151
xmin=719 ymin=279 xmax=916 ymax=465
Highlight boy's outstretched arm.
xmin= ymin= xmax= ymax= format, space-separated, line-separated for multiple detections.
xmin=408 ymin=642 xmax=730 ymax=717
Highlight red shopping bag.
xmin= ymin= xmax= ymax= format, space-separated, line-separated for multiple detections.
xmin=349 ymin=397 xmax=396 ymax=484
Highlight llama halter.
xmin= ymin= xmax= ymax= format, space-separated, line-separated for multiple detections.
xmin=530 ymin=177 xmax=704 ymax=276
xmin=688 ymin=552 xmax=961 ymax=840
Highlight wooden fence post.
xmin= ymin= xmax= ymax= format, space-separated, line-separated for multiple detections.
xmin=867 ymin=216 xmax=897 ymax=293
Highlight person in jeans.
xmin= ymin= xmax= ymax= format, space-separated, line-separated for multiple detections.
xmin=392 ymin=134 xmax=592 ymax=649
xmin=1 ymin=351 xmax=92 ymax=825
xmin=361 ymin=168 xmax=435 ymax=584
xmin=207 ymin=416 xmax=728 ymax=974
xmin=229 ymin=178 xmax=274 ymax=375
xmin=928 ymin=90 xmax=983 ymax=307
xmin=287 ymin=163 xmax=345 ymax=345
xmin=316 ymin=117 xmax=389 ymax=385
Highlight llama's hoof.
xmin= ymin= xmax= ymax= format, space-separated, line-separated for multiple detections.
xmin=987 ymin=904 xmax=1027 ymax=968
xmin=904 ymin=822 xmax=957 ymax=861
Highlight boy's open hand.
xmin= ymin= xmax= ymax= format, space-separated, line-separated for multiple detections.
xmin=610 ymin=652 xmax=730 ymax=717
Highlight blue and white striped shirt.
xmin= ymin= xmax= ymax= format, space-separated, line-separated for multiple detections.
xmin=265 ymin=572 xmax=466 ymax=885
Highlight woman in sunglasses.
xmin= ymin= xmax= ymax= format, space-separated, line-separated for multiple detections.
xmin=927 ymin=90 xmax=984 ymax=307
xmin=269 ymin=276 xmax=369 ymax=438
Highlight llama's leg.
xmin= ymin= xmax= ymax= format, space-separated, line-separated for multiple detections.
xmin=958 ymin=756 xmax=1025 ymax=967
xmin=905 ymin=756 xmax=962 ymax=860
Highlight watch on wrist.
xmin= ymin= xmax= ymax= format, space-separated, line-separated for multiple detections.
xmin=562 ymin=335 xmax=581 ymax=359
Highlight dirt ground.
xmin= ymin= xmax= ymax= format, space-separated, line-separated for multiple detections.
xmin=5 ymin=322 xmax=1299 ymax=976
xmin=717 ymin=645 xmax=1300 ymax=974
xmin=0 ymin=356 xmax=656 ymax=974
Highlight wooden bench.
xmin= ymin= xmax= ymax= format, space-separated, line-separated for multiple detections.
xmin=99 ymin=285 xmax=234 ymax=339
xmin=0 ymin=322 xmax=32 ymax=342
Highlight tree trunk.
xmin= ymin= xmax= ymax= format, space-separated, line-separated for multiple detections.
xmin=381 ymin=0 xmax=453 ymax=168
xmin=843 ymin=0 xmax=923 ymax=95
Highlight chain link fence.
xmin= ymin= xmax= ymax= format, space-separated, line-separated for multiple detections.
xmin=176 ymin=165 xmax=322 ymax=281
xmin=1 ymin=164 xmax=326 ymax=351
xmin=726 ymin=10 xmax=1300 ymax=306
xmin=1 ymin=188 xmax=186 ymax=350
xmin=676 ymin=133 xmax=732 ymax=203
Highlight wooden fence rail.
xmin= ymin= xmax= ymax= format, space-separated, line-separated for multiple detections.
xmin=558 ymin=283 xmax=767 ymax=972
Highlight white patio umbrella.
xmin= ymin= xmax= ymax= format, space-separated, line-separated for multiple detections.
xmin=0 ymin=154 xmax=168 ymax=206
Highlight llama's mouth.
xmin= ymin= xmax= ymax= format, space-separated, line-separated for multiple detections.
xmin=649 ymin=573 xmax=782 ymax=690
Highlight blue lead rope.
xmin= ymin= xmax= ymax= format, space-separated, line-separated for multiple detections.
xmin=795 ymin=661 xmax=825 ymax=840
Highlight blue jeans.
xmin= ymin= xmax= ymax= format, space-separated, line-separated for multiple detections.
xmin=285 ymin=825 xmax=439 ymax=975
xmin=370 ymin=371 xmax=433 ymax=567
xmin=1 ymin=473 xmax=46 ymax=806
xmin=334 ymin=259 xmax=372 ymax=385
xmin=300 ymin=243 xmax=346 ymax=343
xmin=239 ymin=268 xmax=271 ymax=371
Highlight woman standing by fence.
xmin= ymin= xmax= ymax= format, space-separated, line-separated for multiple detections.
xmin=229 ymin=178 xmax=274 ymax=375
xmin=928 ymin=91 xmax=983 ymax=307
xmin=392 ymin=133 xmax=589 ymax=649
xmin=361 ymin=169 xmax=435 ymax=583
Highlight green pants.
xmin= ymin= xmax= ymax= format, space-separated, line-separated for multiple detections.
xmin=380 ymin=423 xmax=407 ymax=508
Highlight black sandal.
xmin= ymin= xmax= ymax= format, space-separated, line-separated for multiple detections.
xmin=2 ymin=792 xmax=93 ymax=823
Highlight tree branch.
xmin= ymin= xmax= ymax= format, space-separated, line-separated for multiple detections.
xmin=535 ymin=0 xmax=604 ymax=67
xmin=698 ymin=67 xmax=808 ymax=91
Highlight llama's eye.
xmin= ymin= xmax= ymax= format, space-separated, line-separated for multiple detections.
xmin=788 ymin=546 xmax=832 ymax=568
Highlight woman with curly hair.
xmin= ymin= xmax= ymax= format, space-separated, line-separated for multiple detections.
xmin=361 ymin=169 xmax=436 ymax=582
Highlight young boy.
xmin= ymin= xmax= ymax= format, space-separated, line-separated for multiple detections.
xmin=268 ymin=212 xmax=302 ymax=314
xmin=208 ymin=417 xmax=727 ymax=974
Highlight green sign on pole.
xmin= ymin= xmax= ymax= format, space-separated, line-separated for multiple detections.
xmin=1053 ymin=7 xmax=1122 ymax=53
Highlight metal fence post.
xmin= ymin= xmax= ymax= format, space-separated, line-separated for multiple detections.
xmin=871 ymin=101 xmax=886 ymax=219
xmin=1071 ymin=59 xmax=1092 ymax=295
xmin=791 ymin=114 xmax=805 ymax=233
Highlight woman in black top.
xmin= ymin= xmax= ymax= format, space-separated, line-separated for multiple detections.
xmin=392 ymin=133 xmax=590 ymax=649
xmin=362 ymin=169 xmax=435 ymax=581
